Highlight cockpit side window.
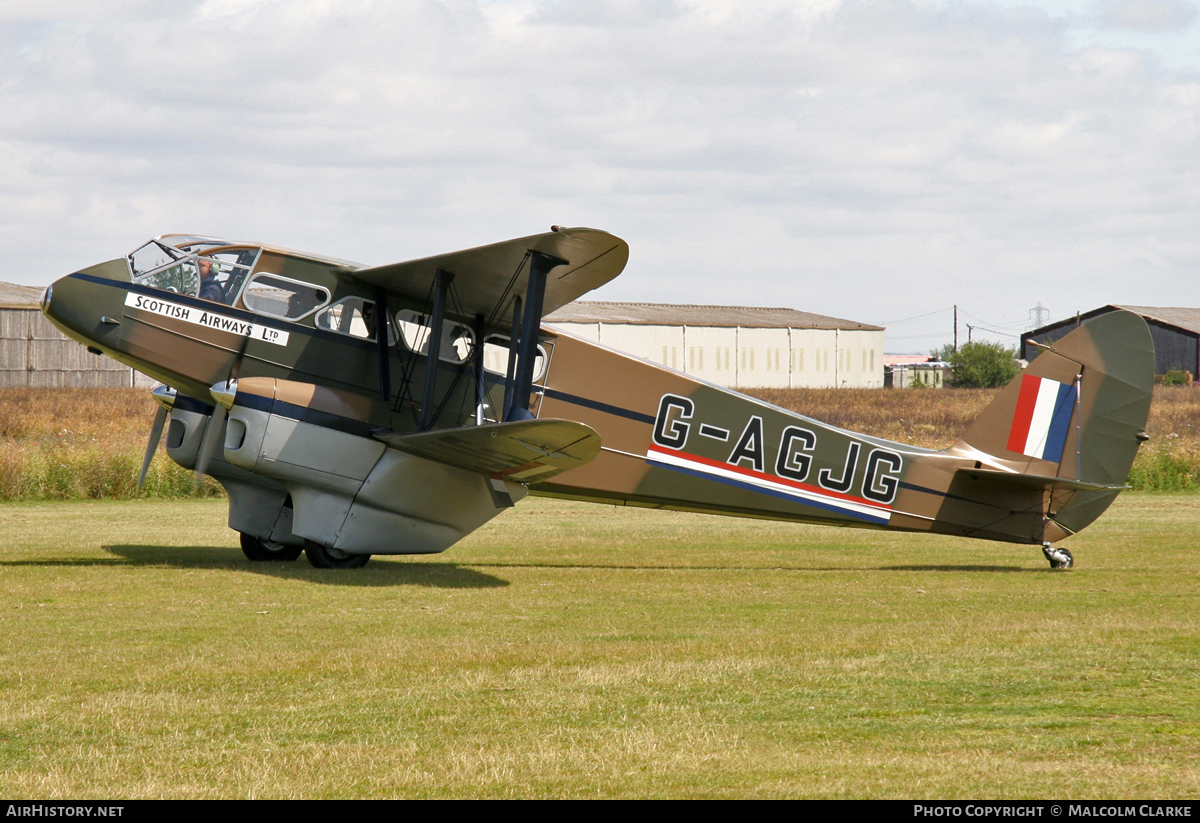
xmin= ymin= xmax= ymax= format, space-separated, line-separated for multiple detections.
xmin=242 ymin=273 xmax=330 ymax=320
xmin=128 ymin=241 xmax=259 ymax=307
xmin=202 ymin=249 xmax=259 ymax=306
xmin=134 ymin=257 xmax=202 ymax=297
xmin=128 ymin=242 xmax=180 ymax=277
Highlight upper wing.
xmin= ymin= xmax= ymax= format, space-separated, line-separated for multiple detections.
xmin=350 ymin=227 xmax=629 ymax=320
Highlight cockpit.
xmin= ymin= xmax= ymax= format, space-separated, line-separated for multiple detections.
xmin=127 ymin=235 xmax=261 ymax=307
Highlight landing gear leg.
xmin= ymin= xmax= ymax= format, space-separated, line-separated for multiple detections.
xmin=304 ymin=539 xmax=370 ymax=569
xmin=1042 ymin=542 xmax=1073 ymax=570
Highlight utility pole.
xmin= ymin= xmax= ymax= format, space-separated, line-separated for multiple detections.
xmin=966 ymin=323 xmax=973 ymax=344
xmin=953 ymin=305 xmax=958 ymax=353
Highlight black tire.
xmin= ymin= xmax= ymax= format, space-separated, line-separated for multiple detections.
xmin=304 ymin=539 xmax=370 ymax=569
xmin=1042 ymin=544 xmax=1074 ymax=570
xmin=1050 ymin=548 xmax=1073 ymax=570
xmin=240 ymin=532 xmax=303 ymax=562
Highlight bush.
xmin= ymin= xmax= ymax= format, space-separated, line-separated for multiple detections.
xmin=942 ymin=341 xmax=1021 ymax=389
xmin=1160 ymin=369 xmax=1193 ymax=387
xmin=1127 ymin=446 xmax=1200 ymax=491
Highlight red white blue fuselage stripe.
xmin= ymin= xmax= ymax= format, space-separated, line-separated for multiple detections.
xmin=1007 ymin=375 xmax=1076 ymax=461
xmin=646 ymin=445 xmax=892 ymax=525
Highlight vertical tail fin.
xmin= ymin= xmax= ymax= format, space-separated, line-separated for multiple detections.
xmin=948 ymin=310 xmax=1153 ymax=540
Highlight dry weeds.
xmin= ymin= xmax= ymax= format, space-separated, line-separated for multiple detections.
xmin=0 ymin=388 xmax=215 ymax=499
xmin=0 ymin=386 xmax=1196 ymax=499
xmin=751 ymin=386 xmax=1200 ymax=489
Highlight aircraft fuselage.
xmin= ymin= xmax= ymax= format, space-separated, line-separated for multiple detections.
xmin=41 ymin=232 xmax=1154 ymax=565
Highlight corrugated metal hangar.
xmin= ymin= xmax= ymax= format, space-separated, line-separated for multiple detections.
xmin=545 ymin=301 xmax=885 ymax=389
xmin=1022 ymin=305 xmax=1200 ymax=377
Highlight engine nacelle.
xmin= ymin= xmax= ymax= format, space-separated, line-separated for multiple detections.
xmin=223 ymin=378 xmax=526 ymax=555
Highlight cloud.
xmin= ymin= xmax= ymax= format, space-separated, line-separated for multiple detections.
xmin=1093 ymin=0 xmax=1198 ymax=30
xmin=0 ymin=0 xmax=1197 ymax=351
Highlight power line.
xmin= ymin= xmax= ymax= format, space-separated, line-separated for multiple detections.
xmin=963 ymin=324 xmax=1022 ymax=339
xmin=959 ymin=309 xmax=1031 ymax=331
xmin=882 ymin=307 xmax=954 ymax=325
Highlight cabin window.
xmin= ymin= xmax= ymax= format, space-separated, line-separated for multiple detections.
xmin=316 ymin=297 xmax=396 ymax=344
xmin=394 ymin=309 xmax=474 ymax=363
xmin=242 ymin=273 xmax=330 ymax=320
xmin=483 ymin=334 xmax=547 ymax=382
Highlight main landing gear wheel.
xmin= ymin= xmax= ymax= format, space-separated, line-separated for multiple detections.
xmin=304 ymin=539 xmax=370 ymax=569
xmin=240 ymin=533 xmax=303 ymax=562
xmin=1042 ymin=543 xmax=1073 ymax=570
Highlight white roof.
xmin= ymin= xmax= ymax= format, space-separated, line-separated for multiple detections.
xmin=546 ymin=301 xmax=882 ymax=331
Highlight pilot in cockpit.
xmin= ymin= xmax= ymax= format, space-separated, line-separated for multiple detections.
xmin=198 ymin=258 xmax=224 ymax=303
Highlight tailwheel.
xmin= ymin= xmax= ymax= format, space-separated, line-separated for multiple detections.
xmin=1041 ymin=543 xmax=1073 ymax=570
xmin=304 ymin=539 xmax=370 ymax=569
xmin=240 ymin=533 xmax=303 ymax=562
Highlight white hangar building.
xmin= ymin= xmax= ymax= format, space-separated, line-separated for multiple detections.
xmin=544 ymin=302 xmax=885 ymax=389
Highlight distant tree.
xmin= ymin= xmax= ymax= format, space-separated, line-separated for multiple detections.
xmin=930 ymin=344 xmax=955 ymax=363
xmin=947 ymin=341 xmax=1020 ymax=388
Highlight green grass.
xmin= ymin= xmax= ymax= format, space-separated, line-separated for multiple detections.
xmin=0 ymin=495 xmax=1197 ymax=798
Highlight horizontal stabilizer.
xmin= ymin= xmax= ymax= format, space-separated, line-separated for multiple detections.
xmin=954 ymin=468 xmax=1127 ymax=493
xmin=375 ymin=419 xmax=602 ymax=483
xmin=351 ymin=228 xmax=629 ymax=321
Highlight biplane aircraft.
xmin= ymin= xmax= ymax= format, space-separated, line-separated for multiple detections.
xmin=41 ymin=228 xmax=1153 ymax=569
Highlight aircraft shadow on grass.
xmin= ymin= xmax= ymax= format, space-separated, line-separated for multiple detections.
xmin=100 ymin=545 xmax=508 ymax=589
xmin=879 ymin=564 xmax=1033 ymax=573
xmin=0 ymin=552 xmax=1033 ymax=578
xmin=448 ymin=560 xmax=1035 ymax=574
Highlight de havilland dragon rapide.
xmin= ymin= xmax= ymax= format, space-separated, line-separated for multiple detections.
xmin=41 ymin=228 xmax=1153 ymax=569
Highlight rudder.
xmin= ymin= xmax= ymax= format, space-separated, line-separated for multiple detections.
xmin=949 ymin=310 xmax=1154 ymax=540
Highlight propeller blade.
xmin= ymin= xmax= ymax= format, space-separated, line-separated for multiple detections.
xmin=137 ymin=405 xmax=168 ymax=491
xmin=193 ymin=403 xmax=227 ymax=491
xmin=193 ymin=335 xmax=248 ymax=491
xmin=229 ymin=333 xmax=248 ymax=382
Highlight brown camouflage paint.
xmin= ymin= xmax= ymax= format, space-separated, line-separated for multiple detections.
xmin=44 ymin=241 xmax=1154 ymax=551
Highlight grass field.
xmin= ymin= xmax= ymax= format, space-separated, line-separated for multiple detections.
xmin=1 ymin=495 xmax=1197 ymax=798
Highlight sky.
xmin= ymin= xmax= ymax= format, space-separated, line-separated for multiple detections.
xmin=1 ymin=0 xmax=1197 ymax=353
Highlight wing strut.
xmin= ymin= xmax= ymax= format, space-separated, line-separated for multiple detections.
xmin=506 ymin=250 xmax=564 ymax=422
xmin=419 ymin=268 xmax=454 ymax=431
xmin=501 ymin=295 xmax=521 ymax=420
xmin=374 ymin=286 xmax=391 ymax=403
xmin=473 ymin=312 xmax=487 ymax=425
